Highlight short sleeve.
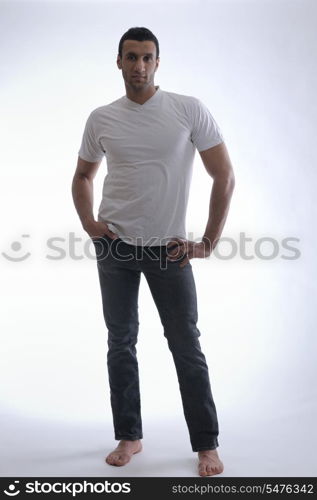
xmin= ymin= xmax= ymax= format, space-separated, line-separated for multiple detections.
xmin=78 ymin=112 xmax=105 ymax=162
xmin=190 ymin=98 xmax=224 ymax=152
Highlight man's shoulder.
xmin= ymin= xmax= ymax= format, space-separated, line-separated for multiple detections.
xmin=163 ymin=89 xmax=199 ymax=105
xmin=162 ymin=90 xmax=202 ymax=118
xmin=88 ymin=96 xmax=125 ymax=119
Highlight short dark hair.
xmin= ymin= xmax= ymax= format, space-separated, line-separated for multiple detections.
xmin=118 ymin=27 xmax=159 ymax=59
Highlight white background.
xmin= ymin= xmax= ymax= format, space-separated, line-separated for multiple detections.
xmin=1 ymin=0 xmax=316 ymax=477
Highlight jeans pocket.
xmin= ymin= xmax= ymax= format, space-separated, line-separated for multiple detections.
xmin=91 ymin=234 xmax=111 ymax=260
xmin=91 ymin=233 xmax=109 ymax=243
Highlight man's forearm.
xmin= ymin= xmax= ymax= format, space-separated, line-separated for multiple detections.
xmin=202 ymin=175 xmax=235 ymax=250
xmin=71 ymin=174 xmax=95 ymax=229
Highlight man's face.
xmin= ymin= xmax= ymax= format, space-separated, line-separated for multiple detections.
xmin=117 ymin=40 xmax=160 ymax=91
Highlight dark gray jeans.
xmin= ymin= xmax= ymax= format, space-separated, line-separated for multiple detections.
xmin=92 ymin=234 xmax=219 ymax=452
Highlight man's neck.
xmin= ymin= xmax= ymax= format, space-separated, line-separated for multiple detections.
xmin=125 ymin=85 xmax=158 ymax=105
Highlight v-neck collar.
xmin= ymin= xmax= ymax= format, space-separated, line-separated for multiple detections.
xmin=123 ymin=86 xmax=161 ymax=109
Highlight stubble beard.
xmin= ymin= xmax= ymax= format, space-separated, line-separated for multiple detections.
xmin=123 ymin=71 xmax=155 ymax=93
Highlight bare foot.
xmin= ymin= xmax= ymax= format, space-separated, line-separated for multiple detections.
xmin=198 ymin=448 xmax=224 ymax=476
xmin=105 ymin=439 xmax=143 ymax=467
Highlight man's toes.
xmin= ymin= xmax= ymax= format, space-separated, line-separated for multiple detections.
xmin=113 ymin=454 xmax=124 ymax=464
xmin=206 ymin=465 xmax=216 ymax=475
xmin=106 ymin=454 xmax=117 ymax=464
xmin=106 ymin=452 xmax=130 ymax=466
xmin=198 ymin=465 xmax=207 ymax=476
xmin=106 ymin=453 xmax=119 ymax=465
xmin=205 ymin=462 xmax=224 ymax=476
xmin=116 ymin=454 xmax=129 ymax=465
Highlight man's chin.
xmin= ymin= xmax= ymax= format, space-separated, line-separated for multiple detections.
xmin=129 ymin=81 xmax=149 ymax=91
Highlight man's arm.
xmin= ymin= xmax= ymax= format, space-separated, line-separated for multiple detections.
xmin=200 ymin=141 xmax=235 ymax=252
xmin=167 ymin=141 xmax=235 ymax=266
xmin=72 ymin=156 xmax=100 ymax=227
xmin=71 ymin=156 xmax=117 ymax=239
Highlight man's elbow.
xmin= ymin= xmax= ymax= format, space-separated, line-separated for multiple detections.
xmin=216 ymin=167 xmax=235 ymax=193
xmin=228 ymin=168 xmax=235 ymax=192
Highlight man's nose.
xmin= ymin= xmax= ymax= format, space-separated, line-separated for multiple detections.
xmin=134 ymin=59 xmax=145 ymax=73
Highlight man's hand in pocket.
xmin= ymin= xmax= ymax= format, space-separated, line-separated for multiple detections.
xmin=84 ymin=219 xmax=119 ymax=240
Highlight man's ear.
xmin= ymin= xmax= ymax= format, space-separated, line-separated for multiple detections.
xmin=117 ymin=56 xmax=122 ymax=69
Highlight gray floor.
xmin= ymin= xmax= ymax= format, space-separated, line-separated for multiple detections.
xmin=1 ymin=409 xmax=316 ymax=477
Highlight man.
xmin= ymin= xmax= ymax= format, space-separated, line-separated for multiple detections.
xmin=72 ymin=27 xmax=235 ymax=477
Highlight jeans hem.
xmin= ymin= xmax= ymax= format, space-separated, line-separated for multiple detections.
xmin=115 ymin=435 xmax=143 ymax=441
xmin=192 ymin=443 xmax=219 ymax=452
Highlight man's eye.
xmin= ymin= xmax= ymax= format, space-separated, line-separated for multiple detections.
xmin=127 ymin=55 xmax=151 ymax=61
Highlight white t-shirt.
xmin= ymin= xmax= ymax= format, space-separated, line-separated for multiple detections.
xmin=78 ymin=85 xmax=223 ymax=246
